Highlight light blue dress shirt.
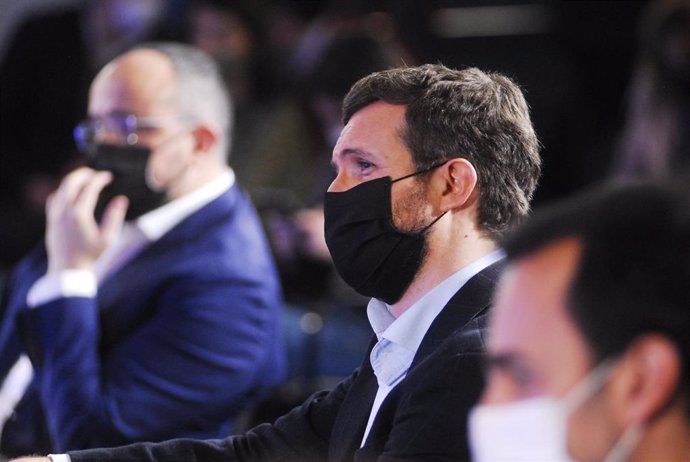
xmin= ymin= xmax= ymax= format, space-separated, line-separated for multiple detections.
xmin=361 ymin=250 xmax=504 ymax=445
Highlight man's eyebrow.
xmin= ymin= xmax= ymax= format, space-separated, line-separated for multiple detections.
xmin=483 ymin=352 xmax=520 ymax=370
xmin=343 ymin=147 xmax=374 ymax=157
xmin=338 ymin=147 xmax=376 ymax=160
xmin=330 ymin=148 xmax=376 ymax=171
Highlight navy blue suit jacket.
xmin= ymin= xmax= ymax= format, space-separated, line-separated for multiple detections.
xmin=67 ymin=261 xmax=503 ymax=462
xmin=0 ymin=185 xmax=286 ymax=455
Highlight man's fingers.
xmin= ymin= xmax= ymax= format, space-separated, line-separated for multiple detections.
xmin=53 ymin=167 xmax=96 ymax=206
xmin=45 ymin=191 xmax=62 ymax=229
xmin=75 ymin=170 xmax=113 ymax=216
xmin=100 ymin=195 xmax=129 ymax=244
xmin=45 ymin=192 xmax=55 ymax=217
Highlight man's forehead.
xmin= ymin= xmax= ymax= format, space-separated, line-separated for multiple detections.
xmin=344 ymin=101 xmax=407 ymax=130
xmin=331 ymin=102 xmax=409 ymax=162
xmin=89 ymin=49 xmax=177 ymax=115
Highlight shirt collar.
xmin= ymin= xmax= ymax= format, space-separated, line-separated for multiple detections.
xmin=367 ymin=249 xmax=504 ymax=353
xmin=135 ymin=168 xmax=235 ymax=241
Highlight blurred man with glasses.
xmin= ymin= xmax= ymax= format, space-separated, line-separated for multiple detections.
xmin=0 ymin=43 xmax=285 ymax=457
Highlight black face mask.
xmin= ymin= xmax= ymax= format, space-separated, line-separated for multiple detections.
xmin=324 ymin=166 xmax=445 ymax=305
xmin=87 ymin=143 xmax=167 ymax=221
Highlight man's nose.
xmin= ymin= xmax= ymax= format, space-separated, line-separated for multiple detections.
xmin=327 ymin=171 xmax=353 ymax=193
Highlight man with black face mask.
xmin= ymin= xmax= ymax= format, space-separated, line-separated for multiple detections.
xmin=0 ymin=43 xmax=285 ymax=456
xmin=14 ymin=64 xmax=541 ymax=462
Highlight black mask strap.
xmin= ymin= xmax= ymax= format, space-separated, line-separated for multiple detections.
xmin=420 ymin=210 xmax=447 ymax=233
xmin=392 ymin=160 xmax=449 ymax=234
xmin=391 ymin=160 xmax=447 ymax=184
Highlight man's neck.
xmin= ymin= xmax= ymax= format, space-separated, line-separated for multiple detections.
xmin=167 ymin=162 xmax=226 ymax=200
xmin=632 ymin=407 xmax=690 ymax=462
xmin=388 ymin=236 xmax=497 ymax=318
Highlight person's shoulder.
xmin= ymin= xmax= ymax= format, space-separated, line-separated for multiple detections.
xmin=177 ymin=185 xmax=259 ymax=235
xmin=406 ymin=312 xmax=489 ymax=388
xmin=471 ymin=258 xmax=506 ymax=287
xmin=428 ymin=312 xmax=490 ymax=366
xmin=210 ymin=183 xmax=264 ymax=223
xmin=447 ymin=310 xmax=490 ymax=354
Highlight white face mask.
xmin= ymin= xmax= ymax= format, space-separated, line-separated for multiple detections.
xmin=468 ymin=360 xmax=644 ymax=462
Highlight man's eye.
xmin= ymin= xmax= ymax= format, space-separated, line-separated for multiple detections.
xmin=357 ymin=161 xmax=373 ymax=171
xmin=512 ymin=366 xmax=535 ymax=392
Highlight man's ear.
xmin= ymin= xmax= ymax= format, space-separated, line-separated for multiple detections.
xmin=434 ymin=158 xmax=478 ymax=213
xmin=191 ymin=125 xmax=218 ymax=156
xmin=609 ymin=334 xmax=681 ymax=425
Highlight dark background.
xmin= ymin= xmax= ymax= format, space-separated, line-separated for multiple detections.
xmin=0 ymin=0 xmax=651 ymax=265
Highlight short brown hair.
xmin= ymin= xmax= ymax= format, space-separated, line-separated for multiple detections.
xmin=343 ymin=64 xmax=541 ymax=239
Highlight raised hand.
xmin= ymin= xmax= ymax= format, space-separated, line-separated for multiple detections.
xmin=45 ymin=167 xmax=129 ymax=273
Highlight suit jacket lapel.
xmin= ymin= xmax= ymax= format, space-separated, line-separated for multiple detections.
xmin=413 ymin=259 xmax=505 ymax=367
xmin=330 ymin=260 xmax=505 ymax=461
xmin=98 ymin=186 xmax=237 ymax=304
xmin=328 ymin=338 xmax=378 ymax=462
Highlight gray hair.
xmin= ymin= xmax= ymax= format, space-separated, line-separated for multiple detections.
xmin=139 ymin=42 xmax=233 ymax=162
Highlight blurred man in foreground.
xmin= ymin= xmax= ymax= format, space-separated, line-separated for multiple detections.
xmin=0 ymin=42 xmax=285 ymax=455
xmin=470 ymin=179 xmax=690 ymax=461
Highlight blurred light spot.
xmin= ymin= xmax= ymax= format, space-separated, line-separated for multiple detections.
xmin=300 ymin=312 xmax=323 ymax=335
xmin=431 ymin=4 xmax=554 ymax=38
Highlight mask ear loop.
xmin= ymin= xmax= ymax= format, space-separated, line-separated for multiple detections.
xmin=390 ymin=160 xmax=450 ymax=233
xmin=562 ymin=358 xmax=619 ymax=413
xmin=563 ymin=358 xmax=647 ymax=462
xmin=602 ymin=424 xmax=644 ymax=462
xmin=419 ymin=210 xmax=447 ymax=233
xmin=391 ymin=160 xmax=448 ymax=183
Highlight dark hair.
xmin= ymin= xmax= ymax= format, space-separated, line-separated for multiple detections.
xmin=342 ymin=64 xmax=541 ymax=239
xmin=504 ymin=178 xmax=690 ymax=410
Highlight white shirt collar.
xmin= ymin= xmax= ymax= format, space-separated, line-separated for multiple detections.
xmin=135 ymin=168 xmax=235 ymax=241
xmin=367 ymin=249 xmax=504 ymax=356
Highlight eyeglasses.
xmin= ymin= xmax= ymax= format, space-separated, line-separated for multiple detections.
xmin=73 ymin=113 xmax=184 ymax=154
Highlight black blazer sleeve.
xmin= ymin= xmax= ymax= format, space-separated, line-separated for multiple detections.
xmin=68 ymin=261 xmax=501 ymax=462
xmin=68 ymin=368 xmax=362 ymax=462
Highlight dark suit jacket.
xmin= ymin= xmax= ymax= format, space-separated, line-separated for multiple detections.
xmin=67 ymin=261 xmax=503 ymax=462
xmin=0 ymin=185 xmax=286 ymax=456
